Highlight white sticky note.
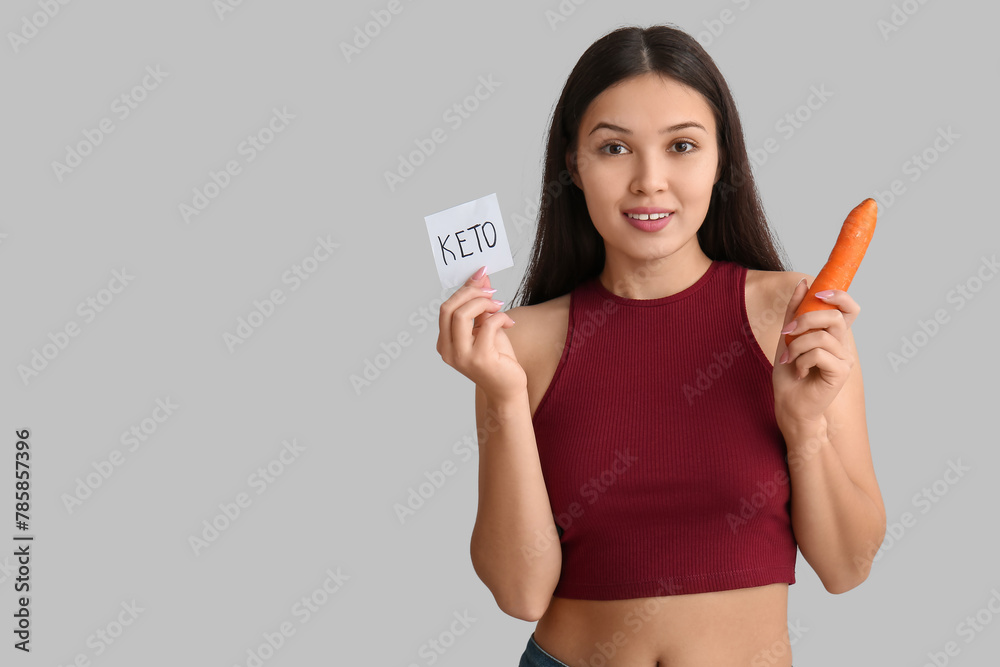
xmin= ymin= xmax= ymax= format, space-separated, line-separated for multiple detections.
xmin=424 ymin=192 xmax=514 ymax=289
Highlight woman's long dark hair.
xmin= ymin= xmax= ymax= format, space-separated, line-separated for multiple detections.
xmin=512 ymin=24 xmax=790 ymax=307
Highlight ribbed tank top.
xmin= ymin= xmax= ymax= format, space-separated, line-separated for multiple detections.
xmin=531 ymin=259 xmax=797 ymax=600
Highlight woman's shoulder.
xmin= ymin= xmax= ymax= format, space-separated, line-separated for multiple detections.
xmin=744 ymin=266 xmax=814 ymax=301
xmin=503 ymin=292 xmax=572 ymax=360
xmin=502 ymin=292 xmax=573 ymax=417
xmin=743 ymin=267 xmax=815 ymax=361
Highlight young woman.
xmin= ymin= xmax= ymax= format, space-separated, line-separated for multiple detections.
xmin=436 ymin=24 xmax=886 ymax=667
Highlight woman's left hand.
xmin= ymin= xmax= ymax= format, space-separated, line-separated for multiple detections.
xmin=772 ymin=278 xmax=859 ymax=430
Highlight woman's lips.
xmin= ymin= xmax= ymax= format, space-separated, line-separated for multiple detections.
xmin=623 ymin=211 xmax=671 ymax=232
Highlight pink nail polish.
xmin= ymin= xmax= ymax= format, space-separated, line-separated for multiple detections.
xmin=814 ymin=290 xmax=834 ymax=299
xmin=472 ymin=265 xmax=487 ymax=280
xmin=779 ymin=350 xmax=789 ymax=364
xmin=492 ymin=300 xmax=504 ymax=306
xmin=481 ymin=288 xmax=497 ymax=294
xmin=780 ymin=321 xmax=797 ymax=335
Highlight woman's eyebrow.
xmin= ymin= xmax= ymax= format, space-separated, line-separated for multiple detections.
xmin=588 ymin=121 xmax=707 ymax=136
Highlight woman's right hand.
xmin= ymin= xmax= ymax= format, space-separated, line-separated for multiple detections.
xmin=436 ymin=265 xmax=526 ymax=403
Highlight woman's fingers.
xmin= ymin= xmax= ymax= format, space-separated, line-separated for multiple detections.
xmin=781 ymin=278 xmax=809 ymax=334
xmin=783 ymin=329 xmax=847 ymax=364
xmin=813 ymin=288 xmax=861 ymax=328
xmin=785 ymin=289 xmax=860 ymax=336
xmin=451 ymin=295 xmax=503 ymax=358
xmin=437 ymin=267 xmax=490 ymax=357
xmin=789 ymin=345 xmax=852 ymax=383
xmin=472 ymin=306 xmax=514 ymax=355
xmin=783 ymin=290 xmax=860 ymax=365
xmin=788 ymin=308 xmax=848 ymax=342
xmin=472 ymin=273 xmax=497 ymax=330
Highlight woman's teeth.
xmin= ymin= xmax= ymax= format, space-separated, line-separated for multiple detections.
xmin=626 ymin=212 xmax=670 ymax=220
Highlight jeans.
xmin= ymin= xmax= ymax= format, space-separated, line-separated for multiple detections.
xmin=518 ymin=633 xmax=571 ymax=667
xmin=518 ymin=632 xmax=796 ymax=666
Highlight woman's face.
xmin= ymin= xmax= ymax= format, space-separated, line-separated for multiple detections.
xmin=569 ymin=73 xmax=722 ymax=265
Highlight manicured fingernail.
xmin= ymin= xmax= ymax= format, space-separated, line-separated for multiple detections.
xmin=491 ymin=300 xmax=504 ymax=306
xmin=779 ymin=350 xmax=789 ymax=364
xmin=472 ymin=265 xmax=487 ymax=280
xmin=814 ymin=290 xmax=834 ymax=299
xmin=481 ymin=288 xmax=497 ymax=294
xmin=780 ymin=321 xmax=797 ymax=334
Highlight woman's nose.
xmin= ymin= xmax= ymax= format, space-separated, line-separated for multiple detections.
xmin=630 ymin=154 xmax=669 ymax=195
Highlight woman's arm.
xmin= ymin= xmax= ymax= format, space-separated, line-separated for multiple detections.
xmin=773 ymin=275 xmax=887 ymax=594
xmin=781 ymin=341 xmax=886 ymax=593
xmin=437 ymin=269 xmax=560 ymax=619
xmin=470 ymin=381 xmax=562 ymax=621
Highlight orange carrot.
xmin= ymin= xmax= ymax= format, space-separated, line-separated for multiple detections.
xmin=784 ymin=197 xmax=878 ymax=347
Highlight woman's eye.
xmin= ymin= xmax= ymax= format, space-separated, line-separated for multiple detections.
xmin=600 ymin=141 xmax=696 ymax=155
xmin=600 ymin=142 xmax=628 ymax=155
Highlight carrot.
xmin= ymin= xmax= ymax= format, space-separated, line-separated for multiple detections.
xmin=784 ymin=197 xmax=878 ymax=347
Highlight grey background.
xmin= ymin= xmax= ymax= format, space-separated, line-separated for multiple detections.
xmin=1 ymin=0 xmax=998 ymax=665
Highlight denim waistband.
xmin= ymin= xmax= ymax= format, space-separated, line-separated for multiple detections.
xmin=519 ymin=632 xmax=796 ymax=666
xmin=518 ymin=633 xmax=571 ymax=667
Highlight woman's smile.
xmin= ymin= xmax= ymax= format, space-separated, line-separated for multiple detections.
xmin=622 ymin=210 xmax=672 ymax=231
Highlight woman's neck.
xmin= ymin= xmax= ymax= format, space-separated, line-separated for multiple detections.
xmin=598 ymin=246 xmax=713 ymax=300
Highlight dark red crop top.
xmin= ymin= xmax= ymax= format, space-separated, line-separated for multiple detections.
xmin=531 ymin=260 xmax=797 ymax=600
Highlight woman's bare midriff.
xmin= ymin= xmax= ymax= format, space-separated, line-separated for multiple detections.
xmin=504 ymin=269 xmax=801 ymax=667
xmin=532 ymin=584 xmax=792 ymax=666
